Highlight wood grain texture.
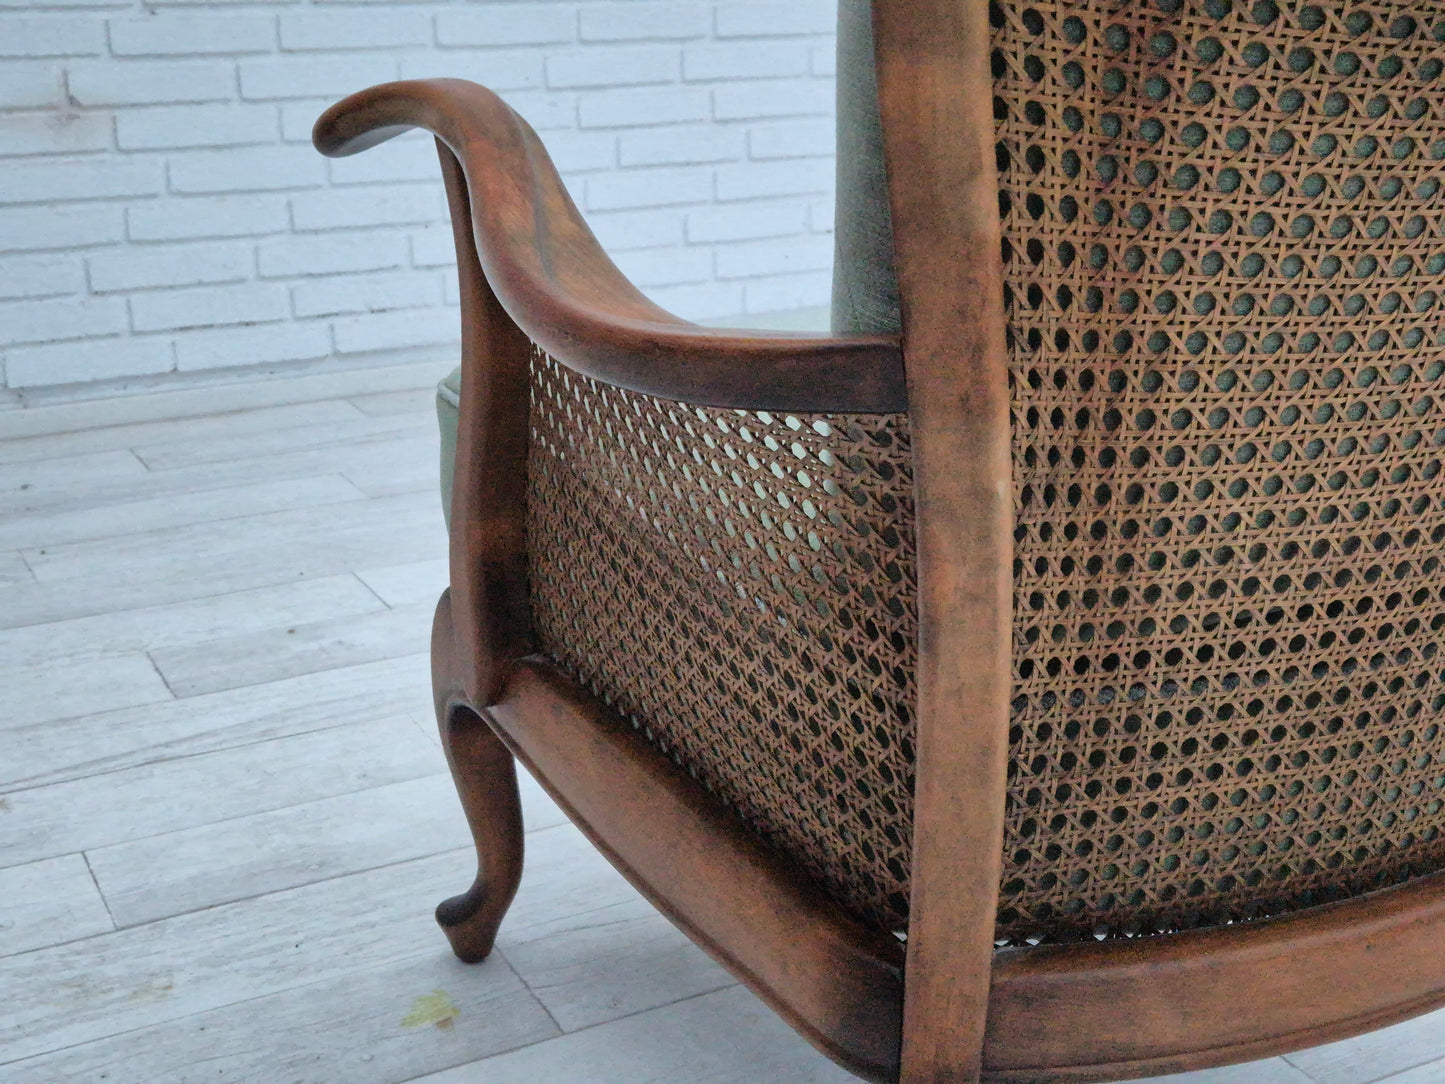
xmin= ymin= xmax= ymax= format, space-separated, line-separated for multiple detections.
xmin=0 ymin=550 xmax=32 ymax=590
xmin=1 ymin=653 xmax=429 ymax=791
xmin=0 ymin=574 xmax=386 ymax=672
xmin=431 ymin=590 xmax=525 ymax=961
xmin=870 ymin=0 xmax=1014 ymax=1079
xmin=0 ymin=718 xmax=438 ymax=868
xmin=406 ymin=986 xmax=860 ymax=1084
xmin=0 ymin=433 xmax=432 ymax=522
xmin=313 ymin=79 xmax=905 ymax=413
xmin=149 ymin=599 xmax=434 ymax=697
xmin=0 ymin=849 xmax=505 ymax=1064
xmin=84 ymin=774 xmax=467 ymax=927
xmin=4 ymin=492 xmax=443 ymax=628
xmin=494 ymin=820 xmax=732 ymax=1032
xmin=355 ymin=558 xmax=450 ymax=609
xmin=0 ymin=448 xmax=147 ymax=516
xmin=0 ymin=475 xmax=366 ymax=552
xmin=0 ymin=854 xmax=114 ymax=956
xmin=0 ymin=399 xmax=368 ymax=467
xmin=983 ymin=869 xmax=1445 ymax=1079
xmin=485 ymin=657 xmax=906 ymax=1084
xmin=1285 ymin=1009 xmax=1445 ymax=1084
xmin=0 ymin=652 xmax=172 ymax=729
xmin=434 ymin=144 xmax=534 ymax=708
xmin=1 ymin=954 xmax=557 ymax=1084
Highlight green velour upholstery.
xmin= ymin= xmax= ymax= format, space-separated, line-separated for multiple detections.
xmin=437 ymin=364 xmax=461 ymax=530
xmin=831 ymin=0 xmax=901 ymax=336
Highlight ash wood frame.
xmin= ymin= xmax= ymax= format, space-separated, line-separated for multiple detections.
xmin=313 ymin=3 xmax=1445 ymax=1075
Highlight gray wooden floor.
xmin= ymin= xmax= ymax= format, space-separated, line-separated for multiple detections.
xmin=1 ymin=358 xmax=1443 ymax=1084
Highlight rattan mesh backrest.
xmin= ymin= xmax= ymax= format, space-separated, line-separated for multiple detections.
xmin=997 ymin=0 xmax=1445 ymax=941
xmin=529 ymin=0 xmax=1445 ymax=946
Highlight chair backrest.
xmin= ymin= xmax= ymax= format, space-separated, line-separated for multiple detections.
xmin=848 ymin=0 xmax=1445 ymax=946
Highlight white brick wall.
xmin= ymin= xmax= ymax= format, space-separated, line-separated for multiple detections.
xmin=0 ymin=0 xmax=837 ymax=391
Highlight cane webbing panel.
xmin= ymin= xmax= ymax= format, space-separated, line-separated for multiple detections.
xmin=995 ymin=0 xmax=1445 ymax=940
xmin=527 ymin=349 xmax=919 ymax=928
xmin=525 ymin=1 xmax=1445 ymax=945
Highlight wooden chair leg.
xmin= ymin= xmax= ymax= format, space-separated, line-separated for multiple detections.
xmin=432 ymin=589 xmax=525 ymax=963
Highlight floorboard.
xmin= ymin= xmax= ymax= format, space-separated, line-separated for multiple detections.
xmin=0 ymin=853 xmax=114 ymax=957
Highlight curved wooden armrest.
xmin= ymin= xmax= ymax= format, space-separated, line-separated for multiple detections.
xmin=314 ymin=79 xmax=906 ymax=412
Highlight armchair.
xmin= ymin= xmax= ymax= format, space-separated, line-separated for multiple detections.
xmin=314 ymin=0 xmax=1445 ymax=1080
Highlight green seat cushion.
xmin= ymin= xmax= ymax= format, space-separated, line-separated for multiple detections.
xmin=831 ymin=0 xmax=901 ymax=336
xmin=437 ymin=364 xmax=461 ymax=529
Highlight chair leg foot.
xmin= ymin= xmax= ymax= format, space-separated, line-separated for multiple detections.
xmin=432 ymin=591 xmax=525 ymax=964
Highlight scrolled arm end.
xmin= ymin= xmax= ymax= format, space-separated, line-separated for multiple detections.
xmin=313 ymin=79 xmax=907 ymax=413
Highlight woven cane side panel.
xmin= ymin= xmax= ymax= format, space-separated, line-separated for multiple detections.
xmin=526 ymin=349 xmax=919 ymax=929
xmin=996 ymin=0 xmax=1445 ymax=942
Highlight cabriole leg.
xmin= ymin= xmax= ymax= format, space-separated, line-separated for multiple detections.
xmin=432 ymin=589 xmax=525 ymax=963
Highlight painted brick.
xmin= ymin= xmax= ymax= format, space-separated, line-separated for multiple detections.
xmin=579 ymin=4 xmax=708 ymax=42
xmin=332 ymin=308 xmax=456 ymax=354
xmin=0 ymin=0 xmax=839 ymax=392
xmin=713 ymin=78 xmax=833 ymax=121
xmin=175 ymin=322 xmax=330 ymax=372
xmin=5 ymin=337 xmax=174 ymax=388
xmin=409 ymin=226 xmax=454 ymax=268
xmin=290 ymin=183 xmax=441 ymax=231
xmin=239 ymin=55 xmax=397 ymax=100
xmin=585 ymin=165 xmax=711 ymax=211
xmin=2 ymin=157 xmax=161 ymax=205
xmin=0 ymin=205 xmax=123 ymax=251
xmin=544 ymin=130 xmax=618 ymax=173
xmin=128 ymin=194 xmax=288 ymax=241
xmin=715 ymin=158 xmax=833 ymax=201
xmin=642 ymin=280 xmax=742 ymax=321
xmin=715 ymin=234 xmax=833 ymax=279
xmin=2 ymin=295 xmax=127 ymax=345
xmin=579 ymin=85 xmax=709 ymax=128
xmin=0 ymin=112 xmax=110 ymax=157
xmin=291 ymin=270 xmax=440 ymax=318
xmin=0 ymin=255 xmax=83 ymax=301
xmin=279 ymin=11 xmax=429 ymax=51
xmin=619 ymin=125 xmax=743 ymax=167
xmin=116 ymin=104 xmax=277 ymax=151
xmin=258 ymin=232 xmax=408 ymax=277
xmin=399 ymin=51 xmax=542 ymax=91
xmin=109 ymin=14 xmax=276 ymax=57
xmin=683 ymin=42 xmax=809 ymax=82
xmin=169 ymin=145 xmax=326 ymax=193
xmin=809 ymin=199 xmax=833 ymax=232
xmin=498 ymin=90 xmax=575 ymax=131
xmin=130 ymin=282 xmax=288 ymax=332
xmin=0 ymin=64 xmax=62 ymax=109
xmin=0 ymin=16 xmax=104 ymax=58
xmin=715 ymin=3 xmax=834 ymax=37
xmin=325 ymin=135 xmax=438 ymax=184
xmin=743 ymin=269 xmax=831 ymax=312
xmin=587 ymin=208 xmax=684 ymax=251
xmin=88 ymin=242 xmax=252 ymax=293
xmin=748 ymin=120 xmax=834 ymax=159
xmin=67 ymin=61 xmax=234 ymax=107
xmin=613 ymin=245 xmax=711 ymax=287
xmin=687 ymin=203 xmax=808 ymax=243
xmin=174 ymin=321 xmax=329 ymax=372
xmin=545 ymin=47 xmax=677 ymax=90
xmin=280 ymin=99 xmax=336 ymax=143
xmin=435 ymin=7 xmax=575 ymax=47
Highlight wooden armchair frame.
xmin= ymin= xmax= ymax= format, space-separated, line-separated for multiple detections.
xmin=314 ymin=2 xmax=1445 ymax=1080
